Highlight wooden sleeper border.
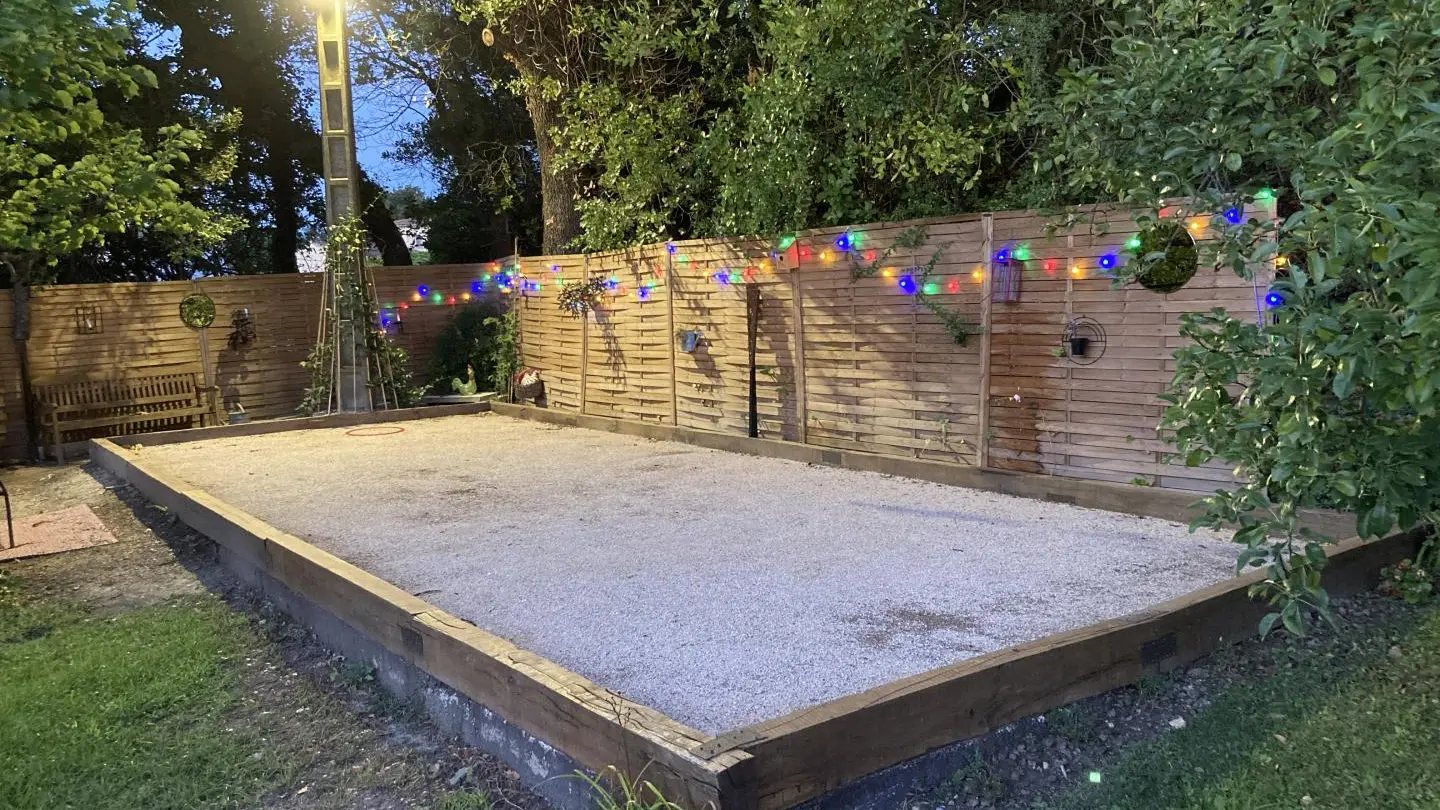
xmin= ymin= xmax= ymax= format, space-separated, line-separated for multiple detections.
xmin=91 ymin=406 xmax=1420 ymax=810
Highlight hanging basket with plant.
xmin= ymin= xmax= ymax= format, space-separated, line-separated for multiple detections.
xmin=557 ymin=278 xmax=606 ymax=318
xmin=1133 ymin=220 xmax=1199 ymax=293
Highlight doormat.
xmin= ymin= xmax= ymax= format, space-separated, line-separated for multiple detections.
xmin=0 ymin=505 xmax=118 ymax=562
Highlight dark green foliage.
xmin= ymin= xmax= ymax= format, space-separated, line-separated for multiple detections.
xmin=1039 ymin=0 xmax=1440 ymax=629
xmin=1133 ymin=221 xmax=1198 ymax=293
xmin=427 ymin=300 xmax=511 ymax=393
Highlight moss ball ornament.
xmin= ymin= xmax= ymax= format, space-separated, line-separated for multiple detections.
xmin=1133 ymin=221 xmax=1199 ymax=293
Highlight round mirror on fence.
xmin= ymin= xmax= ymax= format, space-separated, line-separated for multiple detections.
xmin=1133 ymin=221 xmax=1199 ymax=293
xmin=179 ymin=293 xmax=216 ymax=328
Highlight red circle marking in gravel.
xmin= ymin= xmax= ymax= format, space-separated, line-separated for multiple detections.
xmin=344 ymin=426 xmax=407 ymax=437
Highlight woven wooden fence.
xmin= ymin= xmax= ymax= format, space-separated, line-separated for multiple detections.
xmin=511 ymin=206 xmax=1273 ymax=492
xmin=0 ymin=263 xmax=514 ymax=460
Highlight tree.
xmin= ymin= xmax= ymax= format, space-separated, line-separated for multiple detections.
xmin=1039 ymin=0 xmax=1440 ymax=632
xmin=140 ymin=0 xmax=414 ymax=269
xmin=1 ymin=0 xmax=239 ymax=449
xmin=452 ymin=0 xmax=600 ymax=253
xmin=353 ymin=0 xmax=542 ymax=258
xmin=476 ymin=0 xmax=1112 ymax=251
xmin=384 ymin=185 xmax=428 ymax=219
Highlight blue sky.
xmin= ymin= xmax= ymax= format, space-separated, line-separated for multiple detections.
xmin=297 ymin=59 xmax=441 ymax=197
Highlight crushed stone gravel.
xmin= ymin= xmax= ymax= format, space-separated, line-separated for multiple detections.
xmin=141 ymin=413 xmax=1240 ymax=733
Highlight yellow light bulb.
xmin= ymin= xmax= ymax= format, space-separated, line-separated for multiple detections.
xmin=1071 ymin=265 xmax=1084 ymax=277
xmin=972 ymin=268 xmax=983 ymax=282
xmin=881 ymin=268 xmax=893 ymax=278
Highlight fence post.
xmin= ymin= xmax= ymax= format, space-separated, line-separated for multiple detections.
xmin=789 ymin=268 xmax=808 ymax=445
xmin=666 ymin=249 xmax=678 ymax=425
xmin=977 ymin=213 xmax=995 ymax=468
xmin=579 ymin=254 xmax=589 ymax=415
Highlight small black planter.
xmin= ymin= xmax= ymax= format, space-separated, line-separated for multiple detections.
xmin=1068 ymin=337 xmax=1091 ymax=357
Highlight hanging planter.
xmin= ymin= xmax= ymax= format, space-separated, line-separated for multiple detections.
xmin=557 ymin=278 xmax=606 ymax=318
xmin=1133 ymin=221 xmax=1199 ymax=293
xmin=677 ymin=330 xmax=703 ymax=353
xmin=1062 ymin=316 xmax=1106 ymax=366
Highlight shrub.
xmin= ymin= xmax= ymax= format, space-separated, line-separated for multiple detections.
xmin=427 ymin=300 xmax=511 ymax=393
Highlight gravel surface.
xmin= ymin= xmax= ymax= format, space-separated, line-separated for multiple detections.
xmin=140 ymin=413 xmax=1239 ymax=733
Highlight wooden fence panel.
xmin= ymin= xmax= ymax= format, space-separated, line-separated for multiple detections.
xmin=0 ymin=204 xmax=1275 ymax=482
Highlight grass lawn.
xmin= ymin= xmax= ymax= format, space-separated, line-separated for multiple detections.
xmin=0 ymin=575 xmax=282 ymax=809
xmin=1059 ymin=602 xmax=1440 ymax=810
xmin=0 ymin=559 xmax=535 ymax=810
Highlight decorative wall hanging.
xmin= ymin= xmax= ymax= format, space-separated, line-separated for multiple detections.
xmin=677 ymin=330 xmax=703 ymax=353
xmin=1132 ymin=221 xmax=1199 ymax=293
xmin=74 ymin=305 xmax=102 ymax=335
xmin=1062 ymin=316 xmax=1107 ymax=365
xmin=557 ymin=278 xmax=606 ymax=318
xmin=179 ymin=293 xmax=216 ymax=328
xmin=227 ymin=308 xmax=257 ymax=350
xmin=993 ymin=254 xmax=1023 ymax=303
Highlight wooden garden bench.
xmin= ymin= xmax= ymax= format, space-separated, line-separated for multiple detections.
xmin=33 ymin=373 xmax=221 ymax=462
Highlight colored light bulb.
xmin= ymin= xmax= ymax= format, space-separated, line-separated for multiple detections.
xmin=835 ymin=232 xmax=851 ymax=251
xmin=1013 ymin=245 xmax=1031 ymax=261
xmin=898 ymin=275 xmax=917 ymax=295
xmin=946 ymin=278 xmax=960 ymax=294
xmin=922 ymin=282 xmax=938 ymax=295
xmin=1099 ymin=254 xmax=1118 ymax=270
xmin=1266 ymin=291 xmax=1284 ymax=308
xmin=417 ymin=285 xmax=429 ymax=295
xmin=995 ymin=249 xmax=1010 ymax=263
xmin=1255 ymin=187 xmax=1275 ymax=201
xmin=1125 ymin=236 xmax=1142 ymax=251
xmin=666 ymin=242 xmax=677 ymax=254
xmin=777 ymin=235 xmax=795 ymax=250
xmin=1224 ymin=207 xmax=1243 ymax=224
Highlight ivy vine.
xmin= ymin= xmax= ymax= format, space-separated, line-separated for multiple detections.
xmin=847 ymin=225 xmax=979 ymax=346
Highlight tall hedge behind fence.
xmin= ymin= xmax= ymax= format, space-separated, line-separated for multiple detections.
xmin=511 ymin=205 xmax=1273 ymax=492
xmin=0 ymin=262 xmax=514 ymax=460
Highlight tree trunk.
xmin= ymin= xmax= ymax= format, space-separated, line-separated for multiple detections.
xmin=360 ymin=176 xmax=413 ymax=266
xmin=267 ymin=139 xmax=300 ymax=274
xmin=525 ymin=90 xmax=582 ymax=254
xmin=7 ymin=258 xmax=39 ymax=460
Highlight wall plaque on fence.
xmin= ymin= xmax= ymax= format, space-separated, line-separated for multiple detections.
xmin=74 ymin=305 xmax=102 ymax=335
xmin=993 ymin=259 xmax=1022 ymax=303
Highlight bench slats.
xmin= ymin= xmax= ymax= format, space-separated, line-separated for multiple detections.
xmin=34 ymin=372 xmax=219 ymax=462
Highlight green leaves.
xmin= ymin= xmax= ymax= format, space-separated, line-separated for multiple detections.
xmin=0 ymin=0 xmax=237 ymax=286
xmin=1040 ymin=0 xmax=1440 ymax=632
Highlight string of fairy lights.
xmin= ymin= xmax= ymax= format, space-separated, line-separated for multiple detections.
xmin=375 ymin=190 xmax=1283 ymax=331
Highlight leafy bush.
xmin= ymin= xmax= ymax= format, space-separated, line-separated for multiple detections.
xmin=1040 ymin=0 xmax=1440 ymax=632
xmin=427 ymin=300 xmax=511 ymax=393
